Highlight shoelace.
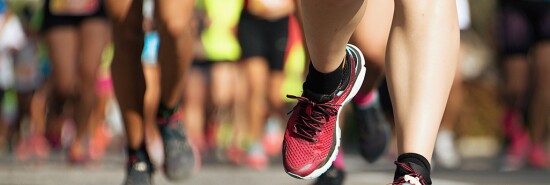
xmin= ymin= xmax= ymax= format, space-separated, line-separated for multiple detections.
xmin=390 ymin=162 xmax=426 ymax=185
xmin=287 ymin=95 xmax=340 ymax=142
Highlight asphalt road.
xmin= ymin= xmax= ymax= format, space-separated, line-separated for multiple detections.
xmin=0 ymin=153 xmax=548 ymax=185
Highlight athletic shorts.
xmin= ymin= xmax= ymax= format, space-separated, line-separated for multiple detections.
xmin=498 ymin=0 xmax=550 ymax=55
xmin=237 ymin=11 xmax=289 ymax=71
xmin=142 ymin=31 xmax=160 ymax=65
xmin=42 ymin=0 xmax=108 ymax=32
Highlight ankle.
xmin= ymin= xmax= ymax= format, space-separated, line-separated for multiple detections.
xmin=303 ymin=61 xmax=344 ymax=102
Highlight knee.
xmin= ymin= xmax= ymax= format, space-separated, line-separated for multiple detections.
xmin=157 ymin=15 xmax=193 ymax=39
xmin=53 ymin=80 xmax=75 ymax=99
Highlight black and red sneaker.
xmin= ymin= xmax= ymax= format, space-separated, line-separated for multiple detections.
xmin=157 ymin=111 xmax=198 ymax=181
xmin=123 ymin=152 xmax=153 ymax=185
xmin=283 ymin=44 xmax=366 ymax=179
xmin=392 ymin=161 xmax=431 ymax=185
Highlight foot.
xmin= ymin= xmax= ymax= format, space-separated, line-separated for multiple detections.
xmin=283 ymin=44 xmax=366 ymax=179
xmin=529 ymin=143 xmax=549 ymax=169
xmin=392 ymin=162 xmax=430 ymax=185
xmin=352 ymin=95 xmax=391 ymax=163
xmin=123 ymin=152 xmax=153 ymax=185
xmin=246 ymin=143 xmax=269 ymax=170
xmin=434 ymin=130 xmax=460 ymax=169
xmin=312 ymin=165 xmax=346 ymax=185
xmin=67 ymin=141 xmax=88 ymax=164
xmin=158 ymin=111 xmax=197 ymax=181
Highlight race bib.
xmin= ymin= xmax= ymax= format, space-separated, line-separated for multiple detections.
xmin=49 ymin=0 xmax=99 ymax=16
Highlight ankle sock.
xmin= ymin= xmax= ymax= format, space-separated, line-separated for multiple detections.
xmin=127 ymin=144 xmax=148 ymax=161
xmin=353 ymin=90 xmax=378 ymax=108
xmin=303 ymin=61 xmax=344 ymax=102
xmin=394 ymin=153 xmax=432 ymax=184
xmin=332 ymin=150 xmax=345 ymax=170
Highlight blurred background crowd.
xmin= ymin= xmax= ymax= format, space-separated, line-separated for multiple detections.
xmin=0 ymin=0 xmax=548 ymax=177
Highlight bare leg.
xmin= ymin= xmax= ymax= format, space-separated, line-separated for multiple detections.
xmin=242 ymin=57 xmax=269 ymax=142
xmin=268 ymin=71 xmax=285 ymax=119
xmin=105 ymin=0 xmax=146 ymax=150
xmin=350 ymin=0 xmax=393 ymax=93
xmin=528 ymin=42 xmax=550 ymax=167
xmin=155 ymin=0 xmax=195 ymax=108
xmin=387 ymin=0 xmax=459 ymax=161
xmin=45 ymin=26 xmax=79 ymax=155
xmin=301 ymin=0 xmax=366 ymax=73
xmin=182 ymin=67 xmax=207 ymax=152
xmin=74 ymin=17 xmax=110 ymax=153
xmin=143 ymin=64 xmax=162 ymax=164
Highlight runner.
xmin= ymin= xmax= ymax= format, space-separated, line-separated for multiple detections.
xmin=498 ymin=0 xmax=550 ymax=170
xmin=104 ymin=0 xmax=198 ymax=184
xmin=237 ymin=0 xmax=294 ymax=169
xmin=282 ymin=0 xmax=459 ymax=184
xmin=41 ymin=0 xmax=111 ymax=162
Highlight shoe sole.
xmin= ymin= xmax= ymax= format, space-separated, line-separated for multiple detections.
xmin=287 ymin=44 xmax=367 ymax=179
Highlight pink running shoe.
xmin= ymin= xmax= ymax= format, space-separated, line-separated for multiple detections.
xmin=283 ymin=44 xmax=366 ymax=179
xmin=529 ymin=143 xmax=549 ymax=169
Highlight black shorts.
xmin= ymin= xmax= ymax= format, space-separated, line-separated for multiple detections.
xmin=41 ymin=0 xmax=108 ymax=32
xmin=237 ymin=11 xmax=289 ymax=71
xmin=498 ymin=1 xmax=550 ymax=55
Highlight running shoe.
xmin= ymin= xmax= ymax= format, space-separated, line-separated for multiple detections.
xmin=263 ymin=117 xmax=283 ymax=156
xmin=529 ymin=143 xmax=549 ymax=169
xmin=352 ymin=98 xmax=391 ymax=163
xmin=158 ymin=111 xmax=197 ymax=181
xmin=391 ymin=162 xmax=430 ymax=185
xmin=123 ymin=153 xmax=154 ymax=185
xmin=312 ymin=165 xmax=346 ymax=185
xmin=283 ymin=44 xmax=366 ymax=179
xmin=246 ymin=142 xmax=269 ymax=170
xmin=434 ymin=130 xmax=460 ymax=169
xmin=501 ymin=108 xmax=530 ymax=171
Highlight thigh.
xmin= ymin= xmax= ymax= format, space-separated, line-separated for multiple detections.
xmin=104 ymin=0 xmax=140 ymax=23
xmin=45 ymin=27 xmax=79 ymax=91
xmin=155 ymin=0 xmax=195 ymax=32
xmin=78 ymin=18 xmax=110 ymax=80
xmin=351 ymin=0 xmax=393 ymax=65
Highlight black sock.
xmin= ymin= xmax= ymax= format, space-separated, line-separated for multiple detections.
xmin=394 ymin=153 xmax=432 ymax=185
xmin=156 ymin=102 xmax=179 ymax=119
xmin=127 ymin=144 xmax=148 ymax=161
xmin=303 ymin=62 xmax=344 ymax=102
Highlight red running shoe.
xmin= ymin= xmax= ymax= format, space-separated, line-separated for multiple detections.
xmin=392 ymin=162 xmax=430 ymax=185
xmin=283 ymin=44 xmax=366 ymax=179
